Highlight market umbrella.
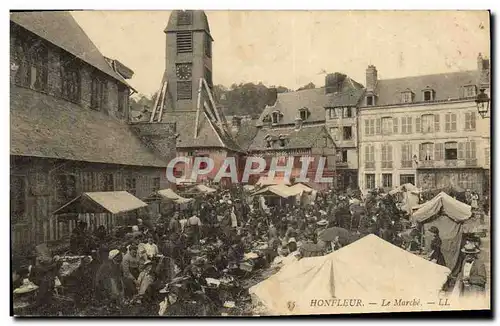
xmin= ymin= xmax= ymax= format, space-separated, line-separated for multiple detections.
xmin=318 ymin=227 xmax=351 ymax=246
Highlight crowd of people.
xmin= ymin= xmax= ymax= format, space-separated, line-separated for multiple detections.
xmin=11 ymin=183 xmax=489 ymax=316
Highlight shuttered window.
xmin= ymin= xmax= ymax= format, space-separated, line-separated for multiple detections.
xmin=434 ymin=143 xmax=444 ymax=161
xmin=458 ymin=142 xmax=465 ymax=159
xmin=177 ymin=81 xmax=192 ymax=100
xmin=464 ymin=112 xmax=476 ymax=131
xmin=393 ymin=117 xmax=399 ymax=134
xmin=401 ymin=143 xmax=413 ymax=168
xmin=376 ymin=118 xmax=382 ymax=135
xmin=381 ymin=144 xmax=393 ymax=168
xmin=434 ymin=114 xmax=440 ymax=132
xmin=401 ymin=117 xmax=412 ymax=134
xmin=176 ymin=31 xmax=193 ymax=53
xmin=465 ymin=141 xmax=477 ymax=159
xmin=445 ymin=113 xmax=457 ymax=132
xmin=420 ymin=143 xmax=434 ymax=161
xmin=415 ymin=117 xmax=421 ymax=133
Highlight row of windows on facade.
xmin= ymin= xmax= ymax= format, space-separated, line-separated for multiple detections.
xmin=10 ymin=174 xmax=161 ymax=223
xmin=364 ymin=173 xmax=416 ymax=189
xmin=364 ymin=172 xmax=478 ymax=190
xmin=363 ymin=112 xmax=476 ymax=136
xmin=365 ymin=85 xmax=478 ymax=106
xmin=176 ymin=31 xmax=212 ymax=58
xmin=11 ymin=34 xmax=129 ymax=112
xmin=363 ymin=141 xmax=481 ymax=168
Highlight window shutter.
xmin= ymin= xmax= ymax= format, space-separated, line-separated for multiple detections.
xmin=471 ymin=112 xmax=476 ymax=130
xmin=470 ymin=140 xmax=476 ymax=159
xmin=393 ymin=117 xmax=399 ymax=134
xmin=445 ymin=113 xmax=450 ymax=132
xmin=376 ymin=118 xmax=382 ymax=135
xmin=434 ymin=114 xmax=440 ymax=132
xmin=419 ymin=143 xmax=424 ymax=161
xmin=458 ymin=142 xmax=465 ymax=159
xmin=365 ymin=146 xmax=369 ymax=162
xmin=451 ymin=113 xmax=457 ymax=131
xmin=434 ymin=143 xmax=444 ymax=161
xmin=388 ymin=144 xmax=393 ymax=163
xmin=364 ymin=120 xmax=369 ymax=135
xmin=415 ymin=117 xmax=421 ymax=133
xmin=408 ymin=117 xmax=412 ymax=133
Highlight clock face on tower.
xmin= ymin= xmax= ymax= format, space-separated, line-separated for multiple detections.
xmin=176 ymin=63 xmax=192 ymax=80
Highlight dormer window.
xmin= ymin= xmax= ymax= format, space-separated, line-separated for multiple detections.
xmin=401 ymin=90 xmax=414 ymax=103
xmin=265 ymin=135 xmax=273 ymax=148
xmin=299 ymin=108 xmax=309 ymax=121
xmin=366 ymin=95 xmax=375 ymax=106
xmin=278 ymin=135 xmax=287 ymax=147
xmin=464 ymin=85 xmax=477 ymax=98
xmin=271 ymin=110 xmax=282 ymax=124
xmin=422 ymin=87 xmax=435 ymax=102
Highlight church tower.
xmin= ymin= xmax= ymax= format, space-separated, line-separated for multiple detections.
xmin=164 ymin=10 xmax=213 ymax=111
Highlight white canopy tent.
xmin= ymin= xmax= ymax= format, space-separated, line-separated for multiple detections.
xmin=256 ymin=176 xmax=291 ymax=187
xmin=253 ymin=184 xmax=303 ymax=198
xmin=249 ymin=234 xmax=451 ymax=315
xmin=157 ymin=188 xmax=194 ymax=204
xmin=53 ymin=191 xmax=148 ymax=215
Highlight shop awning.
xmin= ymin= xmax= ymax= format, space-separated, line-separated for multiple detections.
xmin=289 ymin=183 xmax=313 ymax=193
xmin=157 ymin=188 xmax=194 ymax=204
xmin=53 ymin=191 xmax=148 ymax=215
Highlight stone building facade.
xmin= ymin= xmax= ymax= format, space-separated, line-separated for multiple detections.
xmin=358 ymin=55 xmax=490 ymax=195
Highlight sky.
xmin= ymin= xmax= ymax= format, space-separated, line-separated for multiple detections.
xmin=71 ymin=10 xmax=490 ymax=96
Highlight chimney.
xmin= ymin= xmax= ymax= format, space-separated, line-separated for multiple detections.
xmin=267 ymin=87 xmax=278 ymax=106
xmin=294 ymin=117 xmax=303 ymax=130
xmin=231 ymin=116 xmax=242 ymax=133
xmin=477 ymin=53 xmax=490 ymax=87
xmin=366 ymin=65 xmax=378 ymax=91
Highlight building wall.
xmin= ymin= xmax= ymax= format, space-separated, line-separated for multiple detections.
xmin=358 ymin=100 xmax=488 ymax=192
xmin=325 ymin=107 xmax=359 ymax=175
xmin=10 ymin=156 xmax=168 ymax=252
xmin=175 ymin=148 xmax=235 ymax=183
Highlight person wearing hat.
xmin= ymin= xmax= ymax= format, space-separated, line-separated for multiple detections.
xmin=94 ymin=249 xmax=125 ymax=306
xmin=457 ymin=242 xmax=486 ymax=297
xmin=427 ymin=226 xmax=446 ymax=267
xmin=136 ymin=260 xmax=155 ymax=300
xmin=122 ymin=245 xmax=140 ymax=297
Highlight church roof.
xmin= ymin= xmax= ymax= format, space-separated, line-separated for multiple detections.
xmin=11 ymin=86 xmax=166 ymax=167
xmin=10 ymin=11 xmax=131 ymax=88
xmin=164 ymin=10 xmax=212 ymax=39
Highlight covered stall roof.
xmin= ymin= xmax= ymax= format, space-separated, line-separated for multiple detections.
xmin=157 ymin=188 xmax=194 ymax=204
xmin=411 ymin=192 xmax=471 ymax=223
xmin=194 ymin=184 xmax=217 ymax=193
xmin=249 ymin=234 xmax=451 ymax=315
xmin=289 ymin=183 xmax=313 ymax=193
xmin=389 ymin=183 xmax=420 ymax=195
xmin=253 ymin=184 xmax=303 ymax=198
xmin=256 ymin=176 xmax=291 ymax=187
xmin=53 ymin=191 xmax=148 ymax=215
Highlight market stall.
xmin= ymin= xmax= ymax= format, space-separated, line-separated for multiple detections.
xmin=411 ymin=192 xmax=472 ymax=273
xmin=249 ymin=234 xmax=451 ymax=315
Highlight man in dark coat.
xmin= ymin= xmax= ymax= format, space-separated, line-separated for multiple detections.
xmin=456 ymin=242 xmax=487 ymax=297
xmin=94 ymin=249 xmax=125 ymax=307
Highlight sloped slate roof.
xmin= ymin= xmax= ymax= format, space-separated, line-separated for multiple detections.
xmin=257 ymin=77 xmax=365 ymax=127
xmin=370 ymin=70 xmax=479 ymax=106
xmin=163 ymin=110 xmax=243 ymax=152
xmin=165 ymin=10 xmax=211 ymax=38
xmin=248 ymin=125 xmax=332 ymax=152
xmin=10 ymin=11 xmax=128 ymax=86
xmin=257 ymin=88 xmax=327 ymax=127
xmin=233 ymin=119 xmax=259 ymax=151
xmin=11 ymin=86 xmax=167 ymax=167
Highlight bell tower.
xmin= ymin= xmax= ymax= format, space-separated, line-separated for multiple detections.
xmin=164 ymin=10 xmax=213 ymax=111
